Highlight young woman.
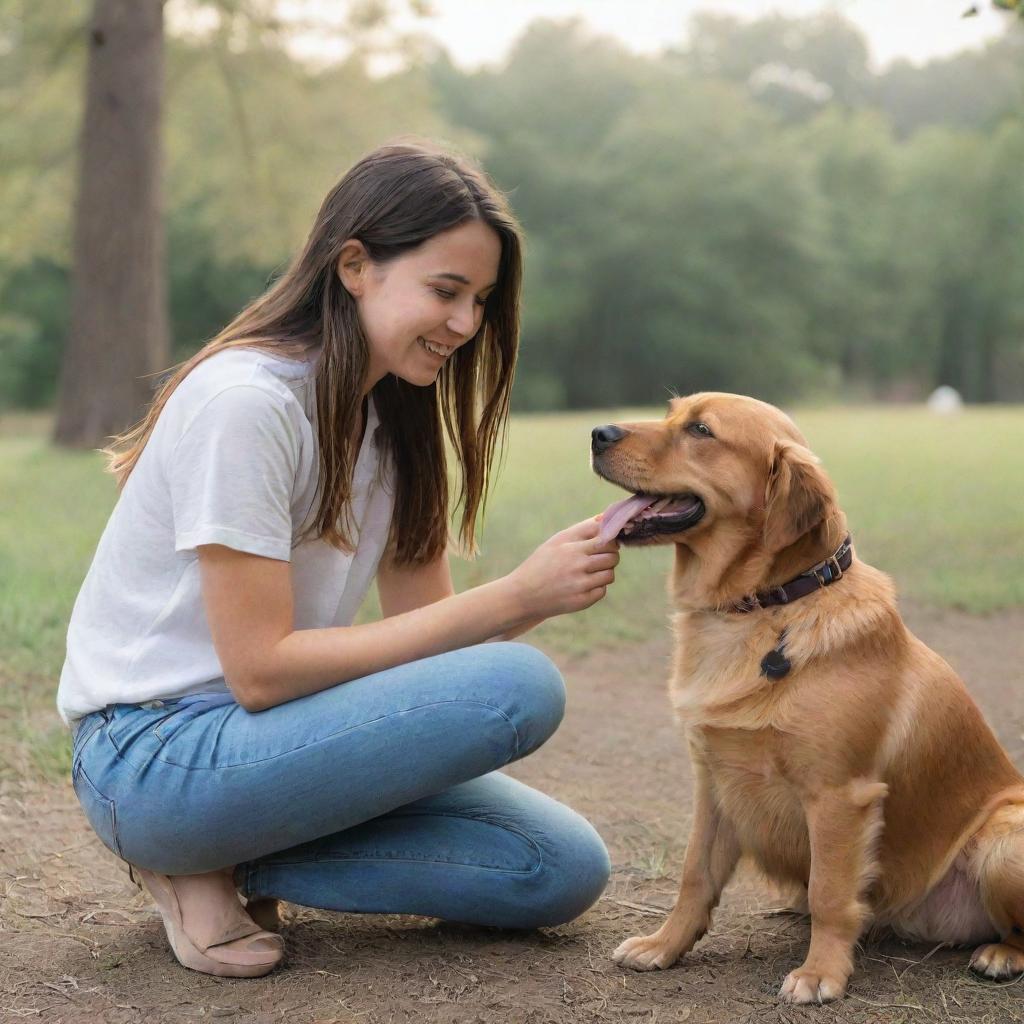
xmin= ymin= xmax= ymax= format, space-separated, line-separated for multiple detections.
xmin=58 ymin=142 xmax=617 ymax=978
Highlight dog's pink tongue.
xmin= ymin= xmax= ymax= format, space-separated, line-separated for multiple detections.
xmin=598 ymin=493 xmax=652 ymax=543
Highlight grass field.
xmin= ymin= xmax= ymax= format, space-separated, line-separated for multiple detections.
xmin=2 ymin=405 xmax=1022 ymax=780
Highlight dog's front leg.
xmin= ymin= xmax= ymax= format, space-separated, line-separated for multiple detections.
xmin=613 ymin=758 xmax=739 ymax=971
xmin=780 ymin=779 xmax=887 ymax=1005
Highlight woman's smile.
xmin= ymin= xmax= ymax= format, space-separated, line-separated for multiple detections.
xmin=418 ymin=336 xmax=453 ymax=360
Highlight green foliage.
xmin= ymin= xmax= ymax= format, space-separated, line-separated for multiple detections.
xmin=0 ymin=260 xmax=69 ymax=410
xmin=1 ymin=4 xmax=453 ymax=377
xmin=431 ymin=17 xmax=1024 ymax=408
xmin=167 ymin=203 xmax=277 ymax=358
xmin=682 ymin=11 xmax=873 ymax=114
xmin=0 ymin=2 xmax=86 ymax=266
xmin=163 ymin=37 xmax=449 ymax=267
xmin=2 ymin=7 xmax=1024 ymax=409
xmin=796 ymin=110 xmax=906 ymax=387
xmin=875 ymin=33 xmax=1024 ymax=138
xmin=434 ymin=25 xmax=830 ymax=407
xmin=888 ymin=120 xmax=1024 ymax=401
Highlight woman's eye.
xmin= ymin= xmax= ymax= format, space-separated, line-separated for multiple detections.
xmin=432 ymin=287 xmax=456 ymax=300
xmin=687 ymin=422 xmax=714 ymax=439
xmin=474 ymin=296 xmax=487 ymax=308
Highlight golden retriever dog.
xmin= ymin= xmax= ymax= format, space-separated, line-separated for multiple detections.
xmin=590 ymin=392 xmax=1024 ymax=1004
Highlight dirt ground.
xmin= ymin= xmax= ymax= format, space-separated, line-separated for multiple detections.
xmin=3 ymin=601 xmax=1024 ymax=1024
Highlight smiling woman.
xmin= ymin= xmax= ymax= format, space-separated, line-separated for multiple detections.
xmin=57 ymin=140 xmax=615 ymax=980
xmin=336 ymin=219 xmax=501 ymax=389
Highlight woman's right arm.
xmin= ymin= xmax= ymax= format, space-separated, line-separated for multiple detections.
xmin=197 ymin=517 xmax=617 ymax=712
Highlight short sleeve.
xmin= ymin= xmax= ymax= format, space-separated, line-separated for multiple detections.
xmin=169 ymin=385 xmax=299 ymax=560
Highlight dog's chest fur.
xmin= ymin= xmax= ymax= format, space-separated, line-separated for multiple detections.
xmin=668 ymin=610 xmax=791 ymax=730
xmin=670 ymin=612 xmax=812 ymax=880
xmin=702 ymin=723 xmax=811 ymax=879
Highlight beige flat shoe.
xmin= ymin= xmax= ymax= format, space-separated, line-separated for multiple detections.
xmin=130 ymin=865 xmax=284 ymax=978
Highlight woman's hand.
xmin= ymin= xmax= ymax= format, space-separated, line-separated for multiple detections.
xmin=504 ymin=517 xmax=620 ymax=621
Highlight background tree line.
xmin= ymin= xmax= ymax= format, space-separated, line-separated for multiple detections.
xmin=3 ymin=2 xmax=1023 ymax=420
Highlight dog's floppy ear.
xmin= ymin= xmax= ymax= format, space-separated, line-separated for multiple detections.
xmin=763 ymin=441 xmax=837 ymax=552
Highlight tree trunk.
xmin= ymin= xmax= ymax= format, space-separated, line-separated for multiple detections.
xmin=54 ymin=0 xmax=167 ymax=448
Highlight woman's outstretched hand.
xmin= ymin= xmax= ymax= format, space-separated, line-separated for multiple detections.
xmin=505 ymin=516 xmax=620 ymax=622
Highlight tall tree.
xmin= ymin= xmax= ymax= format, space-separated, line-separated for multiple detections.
xmin=53 ymin=0 xmax=428 ymax=447
xmin=55 ymin=0 xmax=167 ymax=448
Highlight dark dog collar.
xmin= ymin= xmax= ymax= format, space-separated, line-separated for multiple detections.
xmin=731 ymin=536 xmax=853 ymax=614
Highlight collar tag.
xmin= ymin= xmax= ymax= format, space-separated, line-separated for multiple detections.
xmin=760 ymin=649 xmax=791 ymax=680
xmin=760 ymin=629 xmax=792 ymax=680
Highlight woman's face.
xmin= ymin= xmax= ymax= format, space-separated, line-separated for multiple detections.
xmin=342 ymin=219 xmax=502 ymax=391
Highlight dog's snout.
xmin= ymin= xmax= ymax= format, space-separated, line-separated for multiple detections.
xmin=591 ymin=424 xmax=628 ymax=454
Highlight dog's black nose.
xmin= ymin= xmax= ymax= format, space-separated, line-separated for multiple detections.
xmin=591 ymin=424 xmax=627 ymax=454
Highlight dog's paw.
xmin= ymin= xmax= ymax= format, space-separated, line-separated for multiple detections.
xmin=612 ymin=933 xmax=683 ymax=971
xmin=970 ymin=943 xmax=1024 ymax=980
xmin=779 ymin=965 xmax=848 ymax=1004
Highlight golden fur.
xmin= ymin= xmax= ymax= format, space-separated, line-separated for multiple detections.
xmin=594 ymin=393 xmax=1024 ymax=1004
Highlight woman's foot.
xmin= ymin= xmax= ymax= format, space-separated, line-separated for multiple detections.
xmin=131 ymin=865 xmax=284 ymax=978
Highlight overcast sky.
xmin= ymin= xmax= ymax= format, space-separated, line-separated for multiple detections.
xmin=270 ymin=0 xmax=1012 ymax=72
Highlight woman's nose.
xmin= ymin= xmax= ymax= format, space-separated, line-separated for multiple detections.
xmin=448 ymin=300 xmax=480 ymax=339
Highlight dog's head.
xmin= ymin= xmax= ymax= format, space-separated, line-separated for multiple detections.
xmin=591 ymin=393 xmax=844 ymax=604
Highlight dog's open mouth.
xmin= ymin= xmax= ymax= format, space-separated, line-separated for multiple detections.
xmin=598 ymin=492 xmax=705 ymax=543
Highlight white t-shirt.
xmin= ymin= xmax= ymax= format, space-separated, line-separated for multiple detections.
xmin=56 ymin=347 xmax=395 ymax=727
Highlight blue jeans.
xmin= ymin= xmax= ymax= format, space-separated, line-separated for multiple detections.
xmin=70 ymin=643 xmax=610 ymax=929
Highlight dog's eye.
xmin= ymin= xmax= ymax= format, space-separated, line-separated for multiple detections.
xmin=687 ymin=422 xmax=715 ymax=439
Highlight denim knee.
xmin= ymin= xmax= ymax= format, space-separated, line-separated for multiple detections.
xmin=486 ymin=643 xmax=565 ymax=759
xmin=510 ymin=813 xmax=611 ymax=929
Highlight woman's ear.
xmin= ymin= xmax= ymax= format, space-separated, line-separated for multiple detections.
xmin=762 ymin=440 xmax=837 ymax=552
xmin=336 ymin=239 xmax=370 ymax=296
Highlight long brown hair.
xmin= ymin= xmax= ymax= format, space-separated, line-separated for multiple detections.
xmin=104 ymin=141 xmax=523 ymax=565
